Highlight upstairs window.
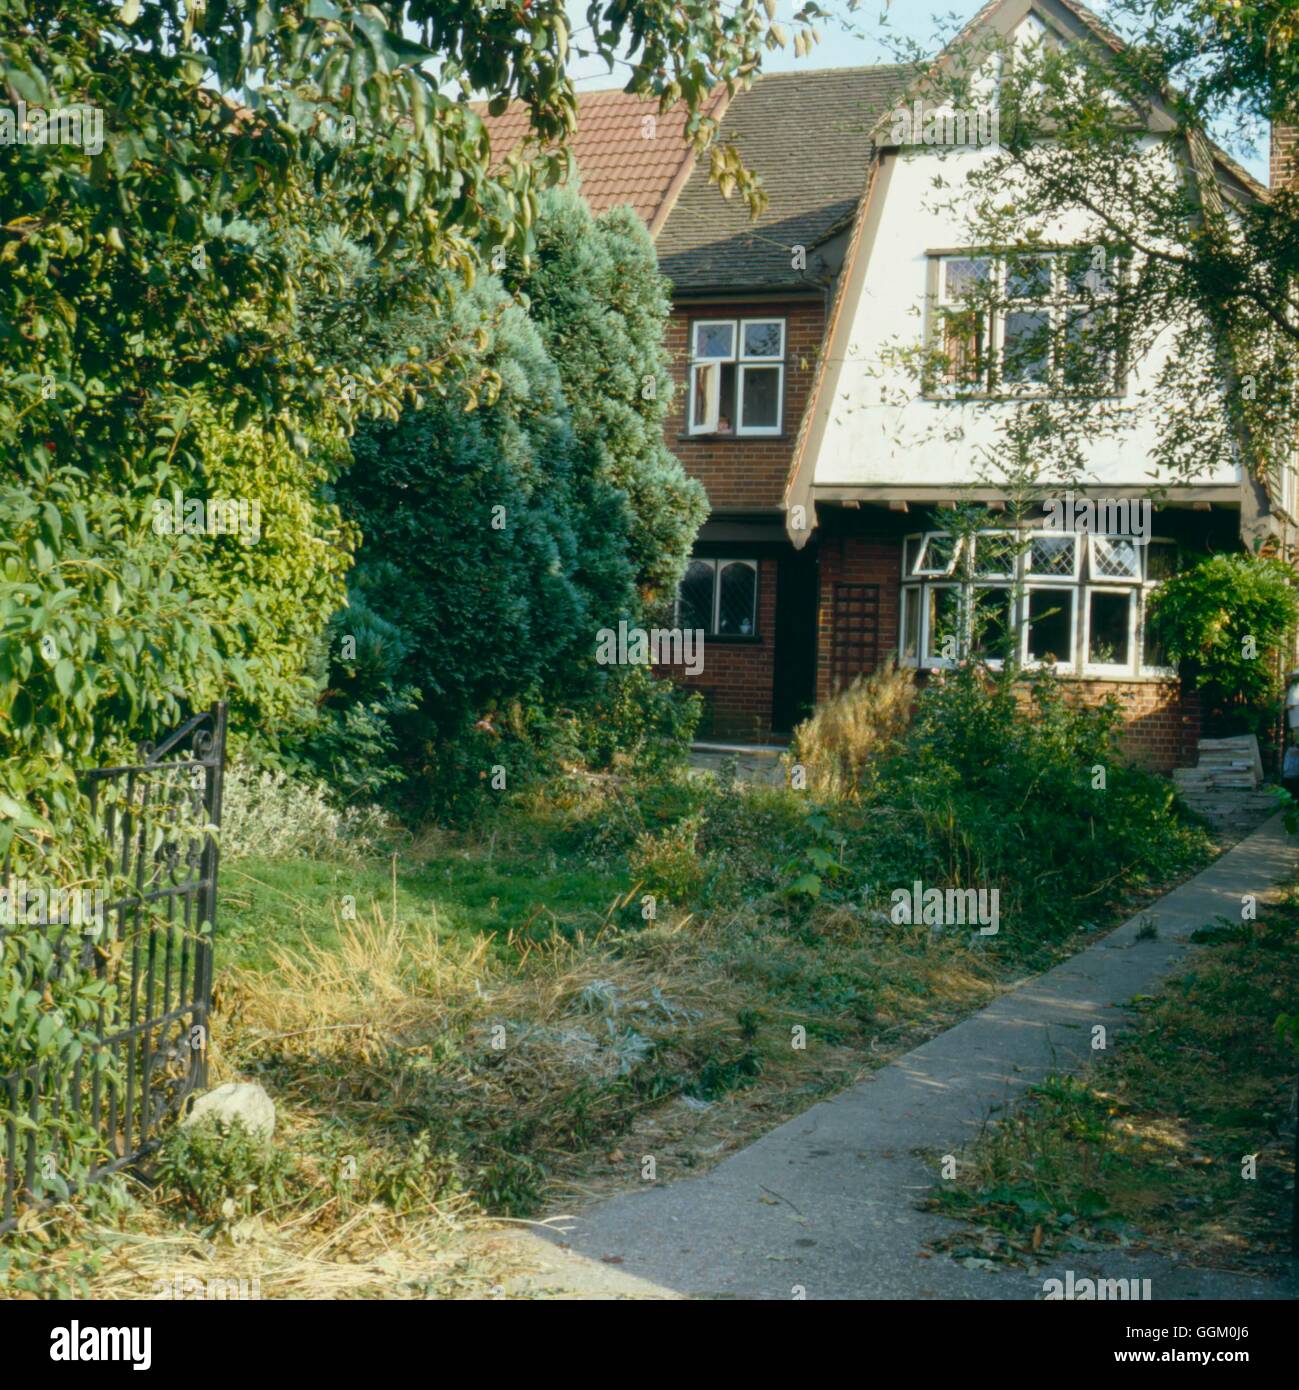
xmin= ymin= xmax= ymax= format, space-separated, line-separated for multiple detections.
xmin=932 ymin=249 xmax=1123 ymax=396
xmin=689 ymin=318 xmax=785 ymax=436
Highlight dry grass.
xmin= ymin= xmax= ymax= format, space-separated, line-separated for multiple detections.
xmin=790 ymin=663 xmax=916 ymax=799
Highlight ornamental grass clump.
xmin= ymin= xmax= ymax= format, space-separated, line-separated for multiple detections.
xmin=790 ymin=662 xmax=917 ymax=800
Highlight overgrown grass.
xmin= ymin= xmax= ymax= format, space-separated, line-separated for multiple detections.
xmin=925 ymin=898 xmax=1299 ymax=1275
xmin=5 ymin=670 xmax=1220 ymax=1297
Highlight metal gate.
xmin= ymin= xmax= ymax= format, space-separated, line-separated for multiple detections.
xmin=1 ymin=702 xmax=226 ymax=1230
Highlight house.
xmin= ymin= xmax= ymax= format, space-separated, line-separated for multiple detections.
xmin=484 ymin=0 xmax=1298 ymax=771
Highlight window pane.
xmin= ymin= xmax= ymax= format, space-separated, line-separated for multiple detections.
xmin=970 ymin=587 xmax=1013 ymax=660
xmin=1066 ymin=248 xmax=1117 ymax=297
xmin=1091 ymin=535 xmax=1140 ymax=580
xmin=691 ymin=362 xmax=718 ymax=431
xmin=925 ymin=587 xmax=962 ymax=662
xmin=1060 ymin=307 xmax=1111 ymax=389
xmin=694 ymin=322 xmax=735 ymax=359
xmin=1143 ymin=602 xmax=1171 ymax=669
xmin=944 ymin=257 xmax=991 ymax=301
xmin=1003 ymin=309 xmax=1051 ymax=383
xmin=904 ymin=536 xmax=924 ymax=575
xmin=740 ymin=364 xmax=780 ymax=430
xmin=1030 ymin=535 xmax=1076 ymax=576
xmin=716 ymin=363 xmax=737 ymax=434
xmin=901 ymin=586 xmax=921 ymax=660
xmin=1006 ymin=254 xmax=1052 ymax=300
xmin=743 ymin=321 xmax=783 ymax=358
xmin=918 ymin=533 xmax=958 ymax=574
xmin=1146 ymin=540 xmax=1178 ymax=581
xmin=1088 ymin=591 xmax=1132 ymax=666
xmin=941 ymin=309 xmax=987 ymax=386
xmin=679 ymin=560 xmax=715 ymax=632
xmin=973 ymin=532 xmax=1016 ymax=577
xmin=718 ymin=562 xmax=757 ymax=636
xmin=1027 ymin=588 xmax=1074 ymax=663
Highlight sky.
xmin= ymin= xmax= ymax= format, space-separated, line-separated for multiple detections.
xmin=561 ymin=0 xmax=1271 ymax=184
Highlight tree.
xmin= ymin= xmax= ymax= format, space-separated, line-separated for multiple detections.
xmin=0 ymin=0 xmax=816 ymax=1208
xmin=328 ymin=273 xmax=635 ymax=805
xmin=0 ymin=0 xmax=803 ymax=839
xmin=509 ymin=187 xmax=708 ymax=606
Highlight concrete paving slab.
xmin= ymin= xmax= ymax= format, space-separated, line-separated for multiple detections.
xmin=528 ymin=813 xmax=1299 ymax=1299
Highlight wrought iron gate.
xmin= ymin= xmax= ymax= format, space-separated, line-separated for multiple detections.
xmin=1 ymin=702 xmax=226 ymax=1230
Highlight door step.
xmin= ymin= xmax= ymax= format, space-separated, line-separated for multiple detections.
xmin=1171 ymin=734 xmax=1277 ymax=831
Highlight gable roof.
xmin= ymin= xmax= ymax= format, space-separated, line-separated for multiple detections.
xmin=478 ymin=87 xmax=722 ymax=233
xmin=655 ymin=65 xmax=913 ymax=295
xmin=479 ymin=66 xmax=913 ymax=291
xmin=780 ymin=0 xmax=1270 ymax=544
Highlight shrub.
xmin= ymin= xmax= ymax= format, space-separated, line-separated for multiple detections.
xmin=1147 ymin=551 xmax=1299 ymax=737
xmin=154 ymin=1118 xmax=294 ymax=1226
xmin=220 ymin=761 xmax=396 ymax=862
xmin=508 ymin=188 xmax=708 ymax=604
xmin=791 ymin=662 xmax=917 ymax=799
xmin=868 ymin=665 xmax=1205 ymax=939
xmin=568 ymin=666 xmax=702 ymax=774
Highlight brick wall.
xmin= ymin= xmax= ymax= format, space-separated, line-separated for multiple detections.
xmin=1061 ymin=679 xmax=1201 ymax=773
xmin=815 ymin=527 xmax=902 ymax=704
xmin=1272 ymin=124 xmax=1299 ymax=190
xmin=664 ymin=298 xmax=825 ymax=510
xmin=655 ymin=557 xmax=779 ymax=740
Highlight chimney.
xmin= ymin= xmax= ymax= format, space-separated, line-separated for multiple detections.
xmin=1270 ymin=122 xmax=1299 ymax=190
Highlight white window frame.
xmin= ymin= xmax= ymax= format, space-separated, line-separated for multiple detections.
xmin=911 ymin=532 xmax=964 ymax=577
xmin=900 ymin=584 xmax=923 ymax=666
xmin=1026 ymin=531 xmax=1082 ymax=580
xmin=1088 ymin=533 xmax=1142 ymax=583
xmin=1138 ymin=537 xmax=1179 ymax=678
xmin=1083 ymin=585 xmax=1139 ymax=676
xmin=968 ymin=583 xmax=1015 ymax=669
xmin=898 ymin=527 xmax=1175 ymax=677
xmin=996 ymin=251 xmax=1055 ymax=392
xmin=922 ymin=582 xmax=964 ymax=668
xmin=687 ymin=317 xmax=785 ymax=437
xmin=675 ymin=556 xmax=759 ymax=637
xmin=970 ymin=530 xmax=1018 ymax=580
xmin=935 ymin=255 xmax=993 ymax=391
xmin=932 ymin=249 xmax=1123 ymax=397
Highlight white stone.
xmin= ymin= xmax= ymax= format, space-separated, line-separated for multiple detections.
xmin=182 ymin=1082 xmax=275 ymax=1141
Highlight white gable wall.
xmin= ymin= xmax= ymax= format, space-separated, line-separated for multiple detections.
xmin=809 ymin=10 xmax=1241 ymax=495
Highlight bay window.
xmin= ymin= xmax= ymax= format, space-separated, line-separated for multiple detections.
xmin=899 ymin=530 xmax=1179 ymax=676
